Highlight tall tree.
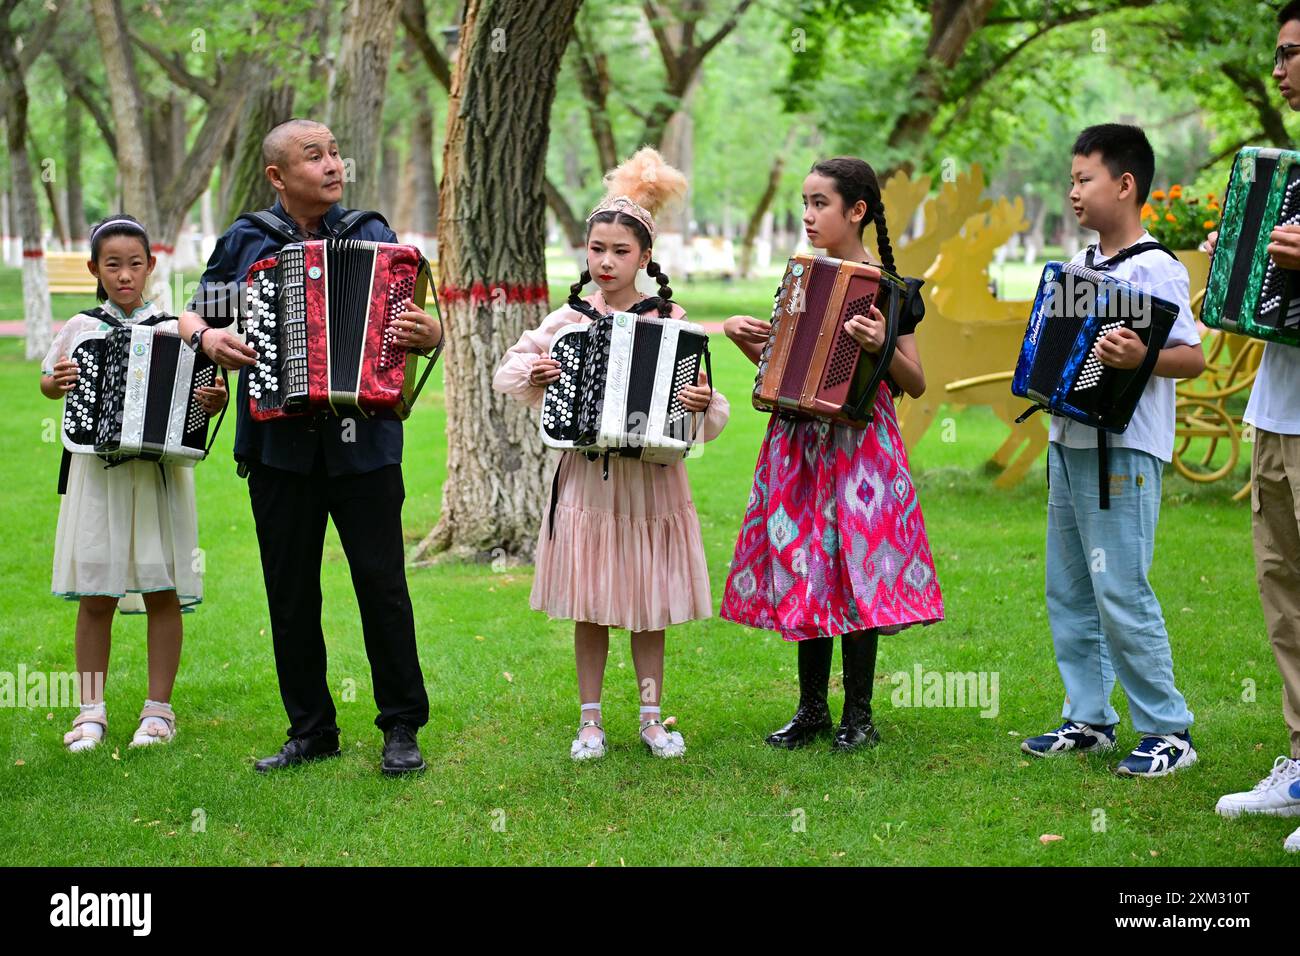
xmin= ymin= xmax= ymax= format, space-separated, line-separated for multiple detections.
xmin=414 ymin=0 xmax=584 ymax=562
xmin=0 ymin=0 xmax=62 ymax=360
xmin=90 ymin=0 xmax=257 ymax=302
xmin=328 ymin=0 xmax=404 ymax=212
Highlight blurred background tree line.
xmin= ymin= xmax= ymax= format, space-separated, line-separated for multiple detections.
xmin=0 ymin=0 xmax=1290 ymax=273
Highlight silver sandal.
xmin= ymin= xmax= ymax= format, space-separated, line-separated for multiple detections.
xmin=571 ymin=719 xmax=606 ymax=761
xmin=639 ymin=718 xmax=685 ymax=758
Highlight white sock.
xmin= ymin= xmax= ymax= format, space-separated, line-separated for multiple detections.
xmin=640 ymin=705 xmax=661 ymax=724
xmin=135 ymin=699 xmax=174 ymax=742
xmin=68 ymin=702 xmax=106 ymax=752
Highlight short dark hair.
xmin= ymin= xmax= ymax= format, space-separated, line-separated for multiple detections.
xmin=1072 ymin=123 xmax=1156 ymax=205
xmin=1279 ymin=1 xmax=1300 ymax=26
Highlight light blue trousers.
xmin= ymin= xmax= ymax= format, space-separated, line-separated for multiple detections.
xmin=1045 ymin=442 xmax=1193 ymax=735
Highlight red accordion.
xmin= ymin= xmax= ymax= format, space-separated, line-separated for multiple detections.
xmin=752 ymin=254 xmax=904 ymax=426
xmin=244 ymin=239 xmax=441 ymax=422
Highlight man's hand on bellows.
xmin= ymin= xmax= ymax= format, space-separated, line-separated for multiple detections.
xmin=203 ymin=329 xmax=258 ymax=370
xmin=393 ymin=298 xmax=443 ymax=351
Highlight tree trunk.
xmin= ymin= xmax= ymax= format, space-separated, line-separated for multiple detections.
xmin=739 ymin=131 xmax=793 ymax=278
xmin=65 ymin=92 xmax=87 ymax=246
xmin=329 ymin=0 xmax=404 ymax=212
xmin=0 ymin=115 xmax=52 ymax=361
xmin=407 ymin=58 xmax=439 ymax=251
xmin=414 ymin=0 xmax=583 ymax=563
xmin=222 ymin=81 xmax=295 ymax=223
xmin=90 ymin=0 xmax=159 ymax=228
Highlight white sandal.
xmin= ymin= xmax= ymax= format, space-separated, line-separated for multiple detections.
xmin=130 ymin=703 xmax=177 ymax=747
xmin=64 ymin=710 xmax=107 ymax=752
xmin=640 ymin=718 xmax=685 ymax=758
xmin=570 ymin=719 xmax=606 ymax=761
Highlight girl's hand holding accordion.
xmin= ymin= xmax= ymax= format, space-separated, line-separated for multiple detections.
xmin=1266 ymin=223 xmax=1300 ymax=270
xmin=195 ymin=375 xmax=228 ymax=416
xmin=528 ymin=353 xmax=562 ymax=388
xmin=676 ymin=370 xmax=712 ymax=413
xmin=50 ymin=355 xmax=79 ymax=392
xmin=843 ymin=304 xmax=889 ymax=354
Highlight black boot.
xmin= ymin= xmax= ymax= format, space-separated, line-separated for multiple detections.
xmin=833 ymin=630 xmax=881 ymax=751
xmin=766 ymin=637 xmax=833 ymax=749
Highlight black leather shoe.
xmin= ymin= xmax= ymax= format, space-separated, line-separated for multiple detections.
xmin=381 ymin=723 xmax=426 ymax=775
xmin=766 ymin=636 xmax=834 ymax=749
xmin=833 ymin=630 xmax=881 ymax=752
xmin=254 ymin=733 xmax=341 ymax=773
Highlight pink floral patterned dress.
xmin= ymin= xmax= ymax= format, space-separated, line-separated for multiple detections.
xmin=720 ymin=379 xmax=944 ymax=642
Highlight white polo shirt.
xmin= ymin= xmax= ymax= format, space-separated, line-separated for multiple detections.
xmin=1049 ymin=233 xmax=1201 ymax=463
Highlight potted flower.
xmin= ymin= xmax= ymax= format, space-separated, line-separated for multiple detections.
xmin=1140 ymin=184 xmax=1219 ymax=296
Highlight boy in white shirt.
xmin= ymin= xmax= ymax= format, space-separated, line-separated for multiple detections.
xmin=1210 ymin=0 xmax=1300 ymax=853
xmin=1021 ymin=124 xmax=1206 ymax=777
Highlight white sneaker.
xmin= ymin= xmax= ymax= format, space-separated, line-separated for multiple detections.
xmin=1214 ymin=756 xmax=1300 ymax=818
xmin=1286 ymin=825 xmax=1300 ymax=853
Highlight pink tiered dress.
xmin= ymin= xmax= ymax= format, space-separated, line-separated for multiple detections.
xmin=493 ymin=292 xmax=729 ymax=632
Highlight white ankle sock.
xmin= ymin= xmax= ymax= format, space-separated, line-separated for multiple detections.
xmin=136 ymin=699 xmax=173 ymax=741
xmin=640 ymin=705 xmax=661 ymax=724
xmin=68 ymin=702 xmax=106 ymax=752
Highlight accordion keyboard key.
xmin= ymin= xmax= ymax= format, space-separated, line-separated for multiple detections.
xmin=1075 ymin=321 xmax=1124 ymax=391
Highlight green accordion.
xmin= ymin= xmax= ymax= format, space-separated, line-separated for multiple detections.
xmin=1201 ymin=146 xmax=1300 ymax=346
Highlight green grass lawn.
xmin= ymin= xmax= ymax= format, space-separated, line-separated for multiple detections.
xmin=0 ymin=277 xmax=1293 ymax=867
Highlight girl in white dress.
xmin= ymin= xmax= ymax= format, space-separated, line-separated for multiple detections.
xmin=40 ymin=215 xmax=226 ymax=752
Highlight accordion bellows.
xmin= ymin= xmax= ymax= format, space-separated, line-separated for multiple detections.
xmin=244 ymin=239 xmax=437 ymax=421
xmin=1012 ymin=261 xmax=1178 ymax=432
xmin=62 ymin=324 xmax=217 ymax=464
xmin=540 ymin=310 xmax=710 ymax=464
xmin=1201 ymin=146 xmax=1300 ymax=346
xmin=752 ymin=254 xmax=903 ymax=427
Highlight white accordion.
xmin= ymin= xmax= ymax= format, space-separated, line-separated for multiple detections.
xmin=540 ymin=308 xmax=711 ymax=465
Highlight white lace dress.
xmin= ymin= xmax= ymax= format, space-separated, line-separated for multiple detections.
xmin=42 ymin=301 xmax=203 ymax=613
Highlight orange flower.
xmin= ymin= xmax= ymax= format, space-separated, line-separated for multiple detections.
xmin=1204 ymin=220 xmax=1217 ymax=230
xmin=1152 ymin=189 xmax=1166 ymax=200
xmin=1207 ymin=192 xmax=1215 ymax=201
xmin=1209 ymin=199 xmax=1221 ymax=210
xmin=1169 ymin=184 xmax=1183 ymax=199
xmin=1165 ymin=213 xmax=1177 ymax=222
xmin=1141 ymin=203 xmax=1156 ymax=220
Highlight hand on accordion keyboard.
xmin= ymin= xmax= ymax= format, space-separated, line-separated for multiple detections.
xmin=50 ymin=355 xmax=79 ymax=392
xmin=529 ymin=354 xmax=562 ymax=388
xmin=202 ymin=328 xmax=258 ymax=370
xmin=195 ymin=376 xmax=228 ymax=416
xmin=676 ymin=370 xmax=712 ymax=413
xmin=844 ymin=305 xmax=888 ymax=354
xmin=723 ymin=315 xmax=771 ymax=345
xmin=392 ymin=298 xmax=443 ymax=352
xmin=1093 ymin=327 xmax=1148 ymax=371
xmin=1267 ymin=224 xmax=1300 ymax=271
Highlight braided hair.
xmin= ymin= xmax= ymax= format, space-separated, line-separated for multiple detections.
xmin=570 ymin=209 xmax=675 ymax=317
xmin=810 ymin=157 xmax=897 ymax=277
xmin=87 ymin=213 xmax=152 ymax=302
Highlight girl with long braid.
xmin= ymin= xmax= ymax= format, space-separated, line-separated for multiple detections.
xmin=721 ymin=157 xmax=944 ymax=751
xmin=494 ymin=148 xmax=729 ymax=760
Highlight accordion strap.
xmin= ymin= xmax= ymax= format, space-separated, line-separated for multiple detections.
xmin=1084 ymin=240 xmax=1177 ymax=272
xmin=236 ymin=208 xmax=390 ymax=244
xmin=1097 ymin=427 xmax=1110 ymax=510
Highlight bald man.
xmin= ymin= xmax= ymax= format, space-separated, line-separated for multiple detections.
xmin=179 ymin=119 xmax=441 ymax=775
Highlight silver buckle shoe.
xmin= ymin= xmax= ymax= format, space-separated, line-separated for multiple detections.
xmin=639 ymin=718 xmax=685 ymax=758
xmin=571 ymin=719 xmax=606 ymax=761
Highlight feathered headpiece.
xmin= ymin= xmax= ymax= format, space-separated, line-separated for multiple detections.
xmin=586 ymin=147 xmax=689 ymax=243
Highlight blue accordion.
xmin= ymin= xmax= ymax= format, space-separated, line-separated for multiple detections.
xmin=1012 ymin=261 xmax=1179 ymax=433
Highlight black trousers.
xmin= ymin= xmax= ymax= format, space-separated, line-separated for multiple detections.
xmin=247 ymin=460 xmax=429 ymax=739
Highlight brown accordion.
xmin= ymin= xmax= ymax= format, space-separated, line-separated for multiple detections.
xmin=752 ymin=255 xmax=905 ymax=426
